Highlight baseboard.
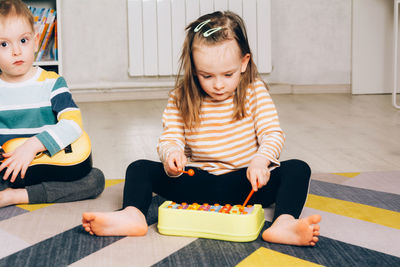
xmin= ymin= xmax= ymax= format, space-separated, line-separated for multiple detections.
xmin=71 ymin=83 xmax=351 ymax=102
xmin=71 ymin=88 xmax=171 ymax=102
xmin=291 ymin=84 xmax=351 ymax=94
xmin=269 ymin=84 xmax=351 ymax=94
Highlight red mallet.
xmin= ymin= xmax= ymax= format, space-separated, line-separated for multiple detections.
xmin=180 ymin=169 xmax=195 ymax=176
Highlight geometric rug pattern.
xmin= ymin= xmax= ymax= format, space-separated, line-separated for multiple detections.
xmin=0 ymin=171 xmax=399 ymax=266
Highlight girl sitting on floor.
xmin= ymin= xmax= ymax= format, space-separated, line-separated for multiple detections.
xmin=82 ymin=11 xmax=321 ymax=246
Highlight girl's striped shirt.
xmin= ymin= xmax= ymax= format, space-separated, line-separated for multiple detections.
xmin=0 ymin=67 xmax=83 ymax=156
xmin=157 ymin=80 xmax=285 ymax=175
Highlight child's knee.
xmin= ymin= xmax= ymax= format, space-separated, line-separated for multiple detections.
xmin=127 ymin=159 xmax=149 ymax=172
xmin=285 ymin=159 xmax=311 ymax=182
xmin=125 ymin=159 xmax=154 ymax=178
xmin=292 ymin=159 xmax=311 ymax=176
xmin=88 ymin=168 xmax=105 ymax=198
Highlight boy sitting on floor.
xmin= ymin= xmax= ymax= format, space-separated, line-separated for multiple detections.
xmin=0 ymin=0 xmax=104 ymax=207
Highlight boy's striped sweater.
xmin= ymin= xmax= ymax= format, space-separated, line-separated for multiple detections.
xmin=0 ymin=67 xmax=83 ymax=156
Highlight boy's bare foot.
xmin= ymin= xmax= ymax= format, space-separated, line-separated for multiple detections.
xmin=262 ymin=214 xmax=321 ymax=246
xmin=82 ymin=206 xmax=148 ymax=236
xmin=0 ymin=188 xmax=29 ymax=208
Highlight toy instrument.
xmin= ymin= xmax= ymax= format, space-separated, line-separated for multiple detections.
xmin=158 ymin=201 xmax=265 ymax=242
xmin=0 ymin=132 xmax=92 ymax=180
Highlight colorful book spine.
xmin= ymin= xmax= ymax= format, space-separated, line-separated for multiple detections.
xmin=28 ymin=6 xmax=57 ymax=61
xmin=36 ymin=8 xmax=49 ymax=52
xmin=52 ymin=20 xmax=58 ymax=61
xmin=32 ymin=7 xmax=45 ymax=34
xmin=36 ymin=10 xmax=56 ymax=61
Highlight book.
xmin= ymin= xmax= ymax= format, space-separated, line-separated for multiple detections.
xmin=28 ymin=6 xmax=57 ymax=62
xmin=36 ymin=8 xmax=50 ymax=49
xmin=52 ymin=20 xmax=58 ymax=61
xmin=36 ymin=11 xmax=56 ymax=61
xmin=31 ymin=7 xmax=45 ymax=34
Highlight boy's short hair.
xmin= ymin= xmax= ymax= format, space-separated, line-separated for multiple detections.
xmin=0 ymin=0 xmax=34 ymax=31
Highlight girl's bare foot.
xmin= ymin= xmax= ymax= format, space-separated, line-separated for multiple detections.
xmin=0 ymin=188 xmax=29 ymax=208
xmin=82 ymin=206 xmax=148 ymax=236
xmin=262 ymin=214 xmax=321 ymax=246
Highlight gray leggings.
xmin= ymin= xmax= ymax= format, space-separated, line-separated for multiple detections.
xmin=0 ymin=168 xmax=105 ymax=204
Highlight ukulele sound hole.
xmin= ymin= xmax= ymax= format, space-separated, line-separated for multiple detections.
xmin=64 ymin=145 xmax=72 ymax=154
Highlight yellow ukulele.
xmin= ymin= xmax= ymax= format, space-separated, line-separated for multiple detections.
xmin=0 ymin=131 xmax=92 ymax=180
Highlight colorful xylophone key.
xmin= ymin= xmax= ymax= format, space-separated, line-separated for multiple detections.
xmin=166 ymin=202 xmax=254 ymax=215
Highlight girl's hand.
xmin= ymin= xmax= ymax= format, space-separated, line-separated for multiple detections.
xmin=164 ymin=150 xmax=187 ymax=177
xmin=0 ymin=137 xmax=45 ymax=183
xmin=247 ymin=155 xmax=271 ymax=191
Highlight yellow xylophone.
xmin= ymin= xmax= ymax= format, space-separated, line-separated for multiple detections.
xmin=157 ymin=201 xmax=265 ymax=242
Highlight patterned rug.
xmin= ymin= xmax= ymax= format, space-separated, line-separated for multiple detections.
xmin=0 ymin=171 xmax=399 ymax=266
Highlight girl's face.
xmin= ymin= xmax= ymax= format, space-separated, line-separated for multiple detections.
xmin=0 ymin=16 xmax=38 ymax=83
xmin=192 ymin=39 xmax=250 ymax=101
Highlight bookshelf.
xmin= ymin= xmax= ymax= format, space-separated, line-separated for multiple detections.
xmin=24 ymin=0 xmax=62 ymax=75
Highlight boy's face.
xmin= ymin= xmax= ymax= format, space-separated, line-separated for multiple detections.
xmin=0 ymin=15 xmax=38 ymax=83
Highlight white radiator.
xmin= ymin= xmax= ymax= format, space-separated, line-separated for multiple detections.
xmin=127 ymin=0 xmax=271 ymax=76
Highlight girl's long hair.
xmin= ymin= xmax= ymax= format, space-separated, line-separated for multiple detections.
xmin=174 ymin=11 xmax=263 ymax=130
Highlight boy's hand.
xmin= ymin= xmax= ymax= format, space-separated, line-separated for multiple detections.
xmin=247 ymin=155 xmax=271 ymax=192
xmin=164 ymin=150 xmax=187 ymax=177
xmin=0 ymin=137 xmax=45 ymax=182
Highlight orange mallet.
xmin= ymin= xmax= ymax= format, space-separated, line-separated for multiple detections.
xmin=242 ymin=189 xmax=255 ymax=208
xmin=242 ymin=182 xmax=259 ymax=209
xmin=179 ymin=168 xmax=195 ymax=176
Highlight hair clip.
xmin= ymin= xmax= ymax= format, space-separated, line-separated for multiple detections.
xmin=194 ymin=19 xmax=222 ymax=37
xmin=194 ymin=19 xmax=210 ymax=32
xmin=203 ymin=27 xmax=222 ymax=37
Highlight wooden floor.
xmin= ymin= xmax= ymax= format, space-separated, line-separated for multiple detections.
xmin=78 ymin=93 xmax=400 ymax=179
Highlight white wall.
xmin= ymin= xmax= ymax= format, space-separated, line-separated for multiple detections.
xmin=352 ymin=0 xmax=395 ymax=94
xmin=270 ymin=0 xmax=351 ymax=85
xmin=61 ymin=0 xmax=129 ymax=84
xmin=60 ymin=0 xmax=352 ymax=98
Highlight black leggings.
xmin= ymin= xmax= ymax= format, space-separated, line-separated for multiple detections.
xmin=123 ymin=159 xmax=311 ymax=222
